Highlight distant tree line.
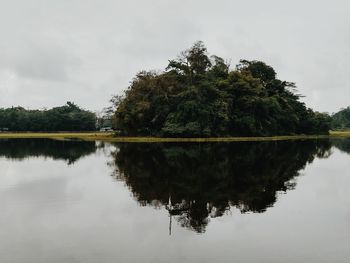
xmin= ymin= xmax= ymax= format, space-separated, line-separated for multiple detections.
xmin=332 ymin=107 xmax=350 ymax=130
xmin=113 ymin=41 xmax=331 ymax=137
xmin=0 ymin=102 xmax=96 ymax=131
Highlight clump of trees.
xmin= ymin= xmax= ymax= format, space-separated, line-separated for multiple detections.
xmin=0 ymin=102 xmax=96 ymax=131
xmin=113 ymin=41 xmax=331 ymax=137
xmin=332 ymin=107 xmax=350 ymax=130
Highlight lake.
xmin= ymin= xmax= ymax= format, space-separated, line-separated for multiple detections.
xmin=0 ymin=138 xmax=349 ymax=262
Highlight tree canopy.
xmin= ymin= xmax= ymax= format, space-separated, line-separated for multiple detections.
xmin=0 ymin=102 xmax=96 ymax=131
xmin=113 ymin=41 xmax=331 ymax=137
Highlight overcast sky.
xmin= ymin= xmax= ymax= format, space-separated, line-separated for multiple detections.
xmin=0 ymin=0 xmax=349 ymax=113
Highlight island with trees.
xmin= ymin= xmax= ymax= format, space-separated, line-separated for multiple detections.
xmin=112 ymin=42 xmax=331 ymax=137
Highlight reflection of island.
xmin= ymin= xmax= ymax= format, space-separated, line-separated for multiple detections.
xmin=112 ymin=140 xmax=331 ymax=233
xmin=0 ymin=139 xmax=97 ymax=164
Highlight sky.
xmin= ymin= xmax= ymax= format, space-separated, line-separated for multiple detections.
xmin=0 ymin=0 xmax=349 ymax=114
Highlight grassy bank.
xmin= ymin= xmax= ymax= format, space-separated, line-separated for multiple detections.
xmin=0 ymin=131 xmax=349 ymax=142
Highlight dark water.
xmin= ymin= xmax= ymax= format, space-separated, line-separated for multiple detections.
xmin=0 ymin=138 xmax=349 ymax=262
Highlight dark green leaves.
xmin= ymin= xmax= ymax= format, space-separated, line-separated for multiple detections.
xmin=113 ymin=42 xmax=331 ymax=137
xmin=0 ymin=102 xmax=96 ymax=131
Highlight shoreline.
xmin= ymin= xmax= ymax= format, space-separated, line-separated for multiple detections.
xmin=0 ymin=131 xmax=349 ymax=142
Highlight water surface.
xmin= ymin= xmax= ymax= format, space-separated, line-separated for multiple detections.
xmin=0 ymin=138 xmax=349 ymax=262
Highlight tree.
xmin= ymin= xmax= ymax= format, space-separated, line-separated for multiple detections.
xmin=113 ymin=42 xmax=331 ymax=137
xmin=0 ymin=102 xmax=96 ymax=131
xmin=332 ymin=107 xmax=350 ymax=130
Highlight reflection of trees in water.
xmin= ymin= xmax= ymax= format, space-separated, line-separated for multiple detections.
xmin=0 ymin=139 xmax=97 ymax=164
xmin=112 ymin=140 xmax=331 ymax=233
xmin=332 ymin=138 xmax=350 ymax=154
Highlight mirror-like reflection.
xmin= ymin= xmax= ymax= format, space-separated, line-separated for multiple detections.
xmin=2 ymin=138 xmax=350 ymax=262
xmin=0 ymin=138 xmax=97 ymax=164
xmin=112 ymin=140 xmax=332 ymax=233
xmin=331 ymin=138 xmax=350 ymax=154
xmin=1 ymin=138 xmax=349 ymax=234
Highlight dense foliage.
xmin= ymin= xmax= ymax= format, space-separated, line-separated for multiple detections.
xmin=0 ymin=102 xmax=96 ymax=131
xmin=114 ymin=42 xmax=331 ymax=137
xmin=332 ymin=107 xmax=350 ymax=130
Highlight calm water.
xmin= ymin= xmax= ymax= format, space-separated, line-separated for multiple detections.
xmin=0 ymin=138 xmax=350 ymax=262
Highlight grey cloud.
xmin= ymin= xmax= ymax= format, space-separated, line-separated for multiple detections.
xmin=0 ymin=0 xmax=349 ymax=112
xmin=0 ymin=45 xmax=79 ymax=82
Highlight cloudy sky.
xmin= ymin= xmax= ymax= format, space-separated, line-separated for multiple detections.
xmin=0 ymin=0 xmax=349 ymax=113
